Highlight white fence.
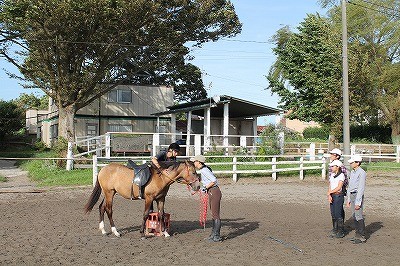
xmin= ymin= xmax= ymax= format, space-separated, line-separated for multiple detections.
xmin=68 ymin=132 xmax=400 ymax=171
xmin=91 ymin=155 xmax=327 ymax=185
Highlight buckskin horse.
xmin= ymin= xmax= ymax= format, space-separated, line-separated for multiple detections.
xmin=84 ymin=160 xmax=200 ymax=238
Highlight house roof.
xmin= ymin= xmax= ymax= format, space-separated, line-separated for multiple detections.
xmin=152 ymin=95 xmax=281 ymax=118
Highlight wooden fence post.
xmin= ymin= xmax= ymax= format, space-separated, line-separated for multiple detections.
xmin=105 ymin=133 xmax=111 ymax=158
xmin=272 ymin=157 xmax=277 ymax=181
xmin=299 ymin=156 xmax=304 ymax=180
xmin=152 ymin=133 xmax=160 ymax=157
xmin=194 ymin=134 xmax=201 ymax=155
xmin=396 ymin=145 xmax=400 ymax=163
xmin=321 ymin=157 xmax=326 ymax=180
xmin=66 ymin=142 xmax=74 ymax=171
xmin=92 ymin=155 xmax=98 ymax=187
xmin=309 ymin=143 xmax=315 ymax=161
xmin=232 ymin=156 xmax=237 ymax=182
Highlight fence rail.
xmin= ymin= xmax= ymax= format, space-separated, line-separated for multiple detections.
xmin=91 ymin=155 xmax=327 ymax=185
xmin=67 ymin=132 xmax=400 ymax=171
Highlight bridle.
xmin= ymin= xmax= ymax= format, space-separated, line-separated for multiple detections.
xmin=161 ymin=162 xmax=198 ymax=186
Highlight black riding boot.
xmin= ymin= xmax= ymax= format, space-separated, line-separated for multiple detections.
xmin=335 ymin=218 xmax=345 ymax=238
xmin=205 ymin=219 xmax=215 ymax=240
xmin=330 ymin=218 xmax=338 ymax=237
xmin=211 ymin=219 xmax=222 ymax=242
xmin=353 ymin=219 xmax=367 ymax=244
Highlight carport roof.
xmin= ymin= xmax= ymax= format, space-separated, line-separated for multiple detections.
xmin=152 ymin=95 xmax=281 ymax=118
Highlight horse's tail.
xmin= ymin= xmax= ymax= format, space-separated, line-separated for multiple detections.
xmin=84 ymin=178 xmax=102 ymax=214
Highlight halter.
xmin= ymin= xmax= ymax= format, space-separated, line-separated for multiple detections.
xmin=161 ymin=163 xmax=198 ymax=186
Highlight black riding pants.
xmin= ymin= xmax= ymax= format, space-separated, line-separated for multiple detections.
xmin=330 ymin=194 xmax=344 ymax=220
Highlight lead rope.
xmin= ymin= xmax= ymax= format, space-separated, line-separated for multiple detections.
xmin=187 ymin=185 xmax=208 ymax=229
xmin=199 ymin=190 xmax=208 ymax=229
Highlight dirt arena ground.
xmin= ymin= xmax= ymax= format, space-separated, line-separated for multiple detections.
xmin=1 ymin=160 xmax=399 ymax=265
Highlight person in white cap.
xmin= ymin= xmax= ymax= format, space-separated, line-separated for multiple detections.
xmin=190 ymin=154 xmax=222 ymax=242
xmin=327 ymin=159 xmax=346 ymax=238
xmin=329 ymin=148 xmax=348 ymax=181
xmin=328 ymin=148 xmax=349 ymax=222
xmin=346 ymin=155 xmax=367 ymax=244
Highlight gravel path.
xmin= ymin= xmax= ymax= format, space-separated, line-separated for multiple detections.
xmin=0 ymin=159 xmax=40 ymax=193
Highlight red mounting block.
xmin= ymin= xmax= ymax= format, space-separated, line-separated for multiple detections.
xmin=145 ymin=212 xmax=170 ymax=236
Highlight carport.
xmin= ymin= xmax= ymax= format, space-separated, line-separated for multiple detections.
xmin=152 ymin=95 xmax=281 ymax=155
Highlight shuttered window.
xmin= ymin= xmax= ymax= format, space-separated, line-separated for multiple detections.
xmin=108 ymin=124 xmax=132 ymax=132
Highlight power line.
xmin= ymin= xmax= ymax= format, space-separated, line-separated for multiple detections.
xmin=359 ymin=0 xmax=400 ymax=14
xmin=348 ymin=0 xmax=400 ymax=19
xmin=219 ymin=38 xmax=269 ymax=44
xmin=203 ymin=72 xmax=267 ymax=88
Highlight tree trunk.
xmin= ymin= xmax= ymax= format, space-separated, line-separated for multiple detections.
xmin=58 ymin=104 xmax=77 ymax=142
xmin=328 ymin=134 xmax=337 ymax=151
xmin=391 ymin=122 xmax=400 ymax=145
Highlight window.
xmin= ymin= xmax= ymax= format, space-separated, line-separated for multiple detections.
xmin=108 ymin=124 xmax=132 ymax=132
xmin=50 ymin=124 xmax=58 ymax=139
xmin=87 ymin=124 xmax=98 ymax=136
xmin=108 ymin=89 xmax=132 ymax=103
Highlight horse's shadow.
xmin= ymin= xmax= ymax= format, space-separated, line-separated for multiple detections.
xmin=118 ymin=225 xmax=142 ymax=235
xmin=118 ymin=218 xmax=259 ymax=239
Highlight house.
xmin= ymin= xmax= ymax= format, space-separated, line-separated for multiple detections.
xmin=279 ymin=111 xmax=320 ymax=134
xmin=27 ymin=88 xmax=281 ymax=156
xmin=28 ymin=85 xmax=174 ymax=146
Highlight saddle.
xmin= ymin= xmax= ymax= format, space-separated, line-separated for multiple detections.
xmin=127 ymin=160 xmax=151 ymax=199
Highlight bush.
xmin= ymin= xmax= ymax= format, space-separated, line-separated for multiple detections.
xmin=303 ymin=126 xmax=329 ymax=140
xmin=51 ymin=137 xmax=69 ymax=167
xmin=34 ymin=140 xmax=48 ymax=151
xmin=350 ymin=125 xmax=391 ymax=144
xmin=0 ymin=100 xmax=24 ymax=140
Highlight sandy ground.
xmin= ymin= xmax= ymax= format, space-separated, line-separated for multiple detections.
xmin=0 ymin=159 xmax=399 ymax=265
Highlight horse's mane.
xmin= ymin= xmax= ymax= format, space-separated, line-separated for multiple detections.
xmin=156 ymin=160 xmax=194 ymax=171
xmin=158 ymin=161 xmax=180 ymax=170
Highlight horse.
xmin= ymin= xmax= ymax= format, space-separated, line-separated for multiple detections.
xmin=84 ymin=160 xmax=200 ymax=238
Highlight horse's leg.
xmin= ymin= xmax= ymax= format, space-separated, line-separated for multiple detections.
xmin=140 ymin=198 xmax=153 ymax=239
xmin=104 ymin=190 xmax=120 ymax=237
xmin=157 ymin=197 xmax=170 ymax=237
xmin=98 ymin=199 xmax=108 ymax=235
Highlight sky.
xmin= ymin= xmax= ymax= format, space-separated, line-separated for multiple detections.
xmin=0 ymin=0 xmax=326 ymax=124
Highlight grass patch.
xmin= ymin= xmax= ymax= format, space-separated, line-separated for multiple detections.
xmin=0 ymin=175 xmax=7 ymax=182
xmin=20 ymin=151 xmax=93 ymax=187
xmin=364 ymin=161 xmax=400 ymax=172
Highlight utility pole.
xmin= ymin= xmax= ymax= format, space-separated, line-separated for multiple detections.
xmin=342 ymin=0 xmax=351 ymax=162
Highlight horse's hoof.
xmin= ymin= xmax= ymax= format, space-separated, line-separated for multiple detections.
xmin=163 ymin=231 xmax=170 ymax=238
xmin=141 ymin=236 xmax=147 ymax=240
xmin=111 ymin=227 xmax=121 ymax=237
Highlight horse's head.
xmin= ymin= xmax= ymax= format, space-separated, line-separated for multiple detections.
xmin=179 ymin=160 xmax=201 ymax=191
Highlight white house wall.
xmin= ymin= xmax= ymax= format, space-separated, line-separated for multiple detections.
xmin=36 ymin=84 xmax=173 ymax=146
xmin=78 ymin=85 xmax=173 ymax=117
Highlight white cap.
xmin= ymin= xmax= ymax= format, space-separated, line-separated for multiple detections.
xmin=348 ymin=155 xmax=362 ymax=163
xmin=329 ymin=160 xmax=343 ymax=167
xmin=329 ymin=148 xmax=342 ymax=156
xmin=190 ymin=154 xmax=206 ymax=163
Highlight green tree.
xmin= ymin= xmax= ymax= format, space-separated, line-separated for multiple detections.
xmin=0 ymin=100 xmax=24 ymax=140
xmin=0 ymin=0 xmax=241 ymax=141
xmin=13 ymin=93 xmax=48 ymax=110
xmin=267 ymin=14 xmax=345 ymax=139
xmin=269 ymin=0 xmax=400 ymax=143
